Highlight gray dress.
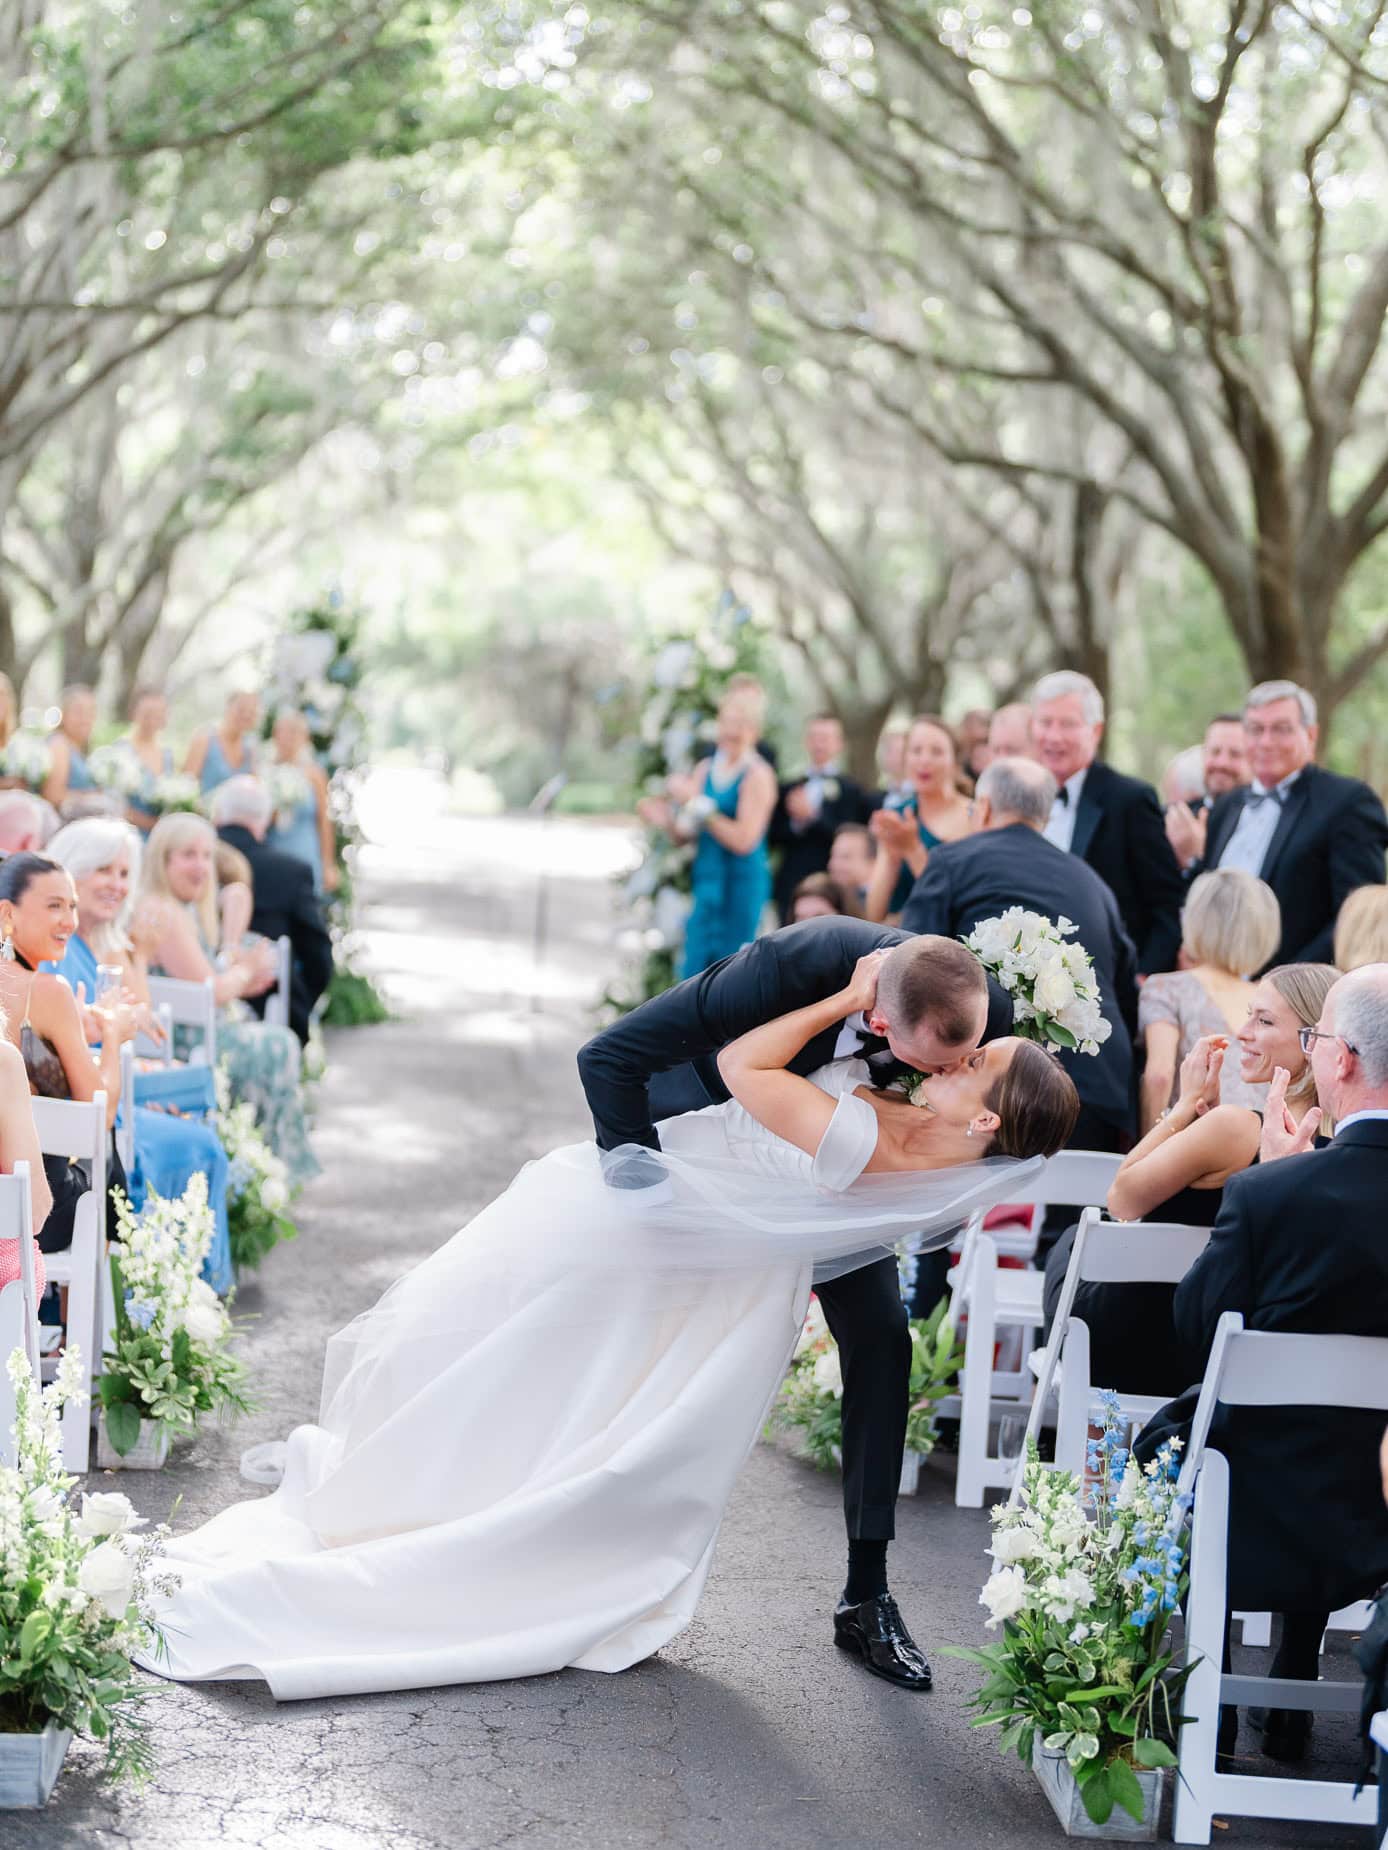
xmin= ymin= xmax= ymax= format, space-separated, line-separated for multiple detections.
xmin=1138 ymin=969 xmax=1268 ymax=1115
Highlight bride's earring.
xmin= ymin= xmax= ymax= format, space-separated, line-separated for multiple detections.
xmin=965 ymin=1123 xmax=975 ymax=1139
xmin=0 ymin=932 xmax=14 ymax=963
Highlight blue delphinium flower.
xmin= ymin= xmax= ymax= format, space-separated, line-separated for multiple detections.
xmin=126 ymin=1297 xmax=157 ymax=1330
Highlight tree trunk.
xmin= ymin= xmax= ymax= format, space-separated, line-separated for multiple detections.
xmin=839 ymin=694 xmax=895 ymax=787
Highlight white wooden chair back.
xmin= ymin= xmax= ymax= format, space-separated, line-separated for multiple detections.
xmin=1172 ymin=1314 xmax=1388 ymax=1843
xmin=0 ymin=1165 xmax=41 ymax=1462
xmin=262 ymin=934 xmax=292 ymax=1029
xmin=135 ymin=1001 xmax=174 ymax=1064
xmin=147 ymin=974 xmax=217 ymax=1067
xmin=30 ymin=1091 xmax=107 ymax=1473
xmin=981 ymin=1147 xmax=1123 ymax=1261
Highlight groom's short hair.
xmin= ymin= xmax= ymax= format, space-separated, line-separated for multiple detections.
xmin=877 ymin=937 xmax=986 ymax=1045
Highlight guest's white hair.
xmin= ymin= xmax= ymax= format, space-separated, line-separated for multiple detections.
xmin=1333 ymin=963 xmax=1388 ymax=1089
xmin=211 ymin=775 xmax=273 ymax=832
xmin=46 ymin=817 xmax=143 ymax=957
xmin=0 ymin=790 xmax=44 ymax=846
xmin=1246 ymin=679 xmax=1317 ymax=728
xmin=1031 ymin=670 xmax=1104 ymax=726
xmin=1163 ymin=745 xmax=1207 ymax=804
xmin=976 ymin=756 xmax=1057 ymax=828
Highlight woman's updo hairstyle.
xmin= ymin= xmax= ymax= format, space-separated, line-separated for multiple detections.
xmin=983 ymin=1041 xmax=1080 ymax=1160
xmin=0 ymin=852 xmax=62 ymax=907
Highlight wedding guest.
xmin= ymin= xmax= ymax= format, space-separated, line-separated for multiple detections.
xmin=266 ymin=709 xmax=340 ymax=897
xmin=0 ymin=1031 xmax=52 ymax=1244
xmin=0 ymin=792 xmax=44 ymax=854
xmin=1164 ymin=713 xmax=1251 ymax=869
xmin=986 ymin=702 xmax=1036 ymax=763
xmin=214 ymin=838 xmax=255 ymax=950
xmin=134 ymin=812 xmax=319 ymax=1184
xmin=956 ymin=708 xmax=992 ymax=782
xmin=1197 ymin=680 xmax=1388 ymax=965
xmin=1160 ymin=745 xmax=1206 ymax=808
xmin=1136 ymin=869 xmax=1281 ymax=1131
xmin=1335 ymin=884 xmax=1388 ymax=973
xmin=1140 ymin=963 xmax=1388 ymax=1761
xmin=41 ymin=684 xmax=99 ymax=814
xmin=725 ymin=672 xmax=779 ymax=771
xmin=789 ymin=874 xmax=855 ymax=922
xmin=1031 ymin=670 xmax=1185 ymax=974
xmin=876 ymin=723 xmax=911 ymax=805
xmin=863 ymin=716 xmax=971 ymax=923
xmin=769 ymin=714 xmax=873 ymax=921
xmin=116 ymin=686 xmax=175 ymax=833
xmin=827 ymin=823 xmax=876 ymax=909
xmin=185 ymin=689 xmax=261 ymax=796
xmin=212 ymin=777 xmax=334 ymax=1045
xmin=637 ymin=686 xmax=777 ymax=980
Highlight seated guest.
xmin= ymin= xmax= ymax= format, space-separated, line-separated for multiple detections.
xmin=788 ymin=874 xmax=856 ymax=922
xmin=1197 ymin=680 xmax=1388 ymax=964
xmin=1336 ymin=884 xmax=1388 ymax=973
xmin=214 ymin=838 xmax=255 ymax=949
xmin=827 ymin=823 xmax=875 ymax=910
xmin=1164 ymin=713 xmax=1249 ymax=870
xmin=0 ymin=1033 xmax=53 ymax=1250
xmin=44 ymin=819 xmax=234 ymax=1292
xmin=134 ymin=812 xmax=318 ymax=1186
xmin=1032 ymin=670 xmax=1185 ymax=974
xmin=1139 ymin=963 xmax=1388 ymax=1760
xmin=769 ymin=714 xmax=873 ymax=922
xmin=1137 ymin=868 xmax=1281 ymax=1130
xmin=864 ymin=716 xmax=971 ymax=922
xmin=0 ymin=791 xmax=45 ymax=854
xmin=211 ymin=776 xmax=334 ymax=1046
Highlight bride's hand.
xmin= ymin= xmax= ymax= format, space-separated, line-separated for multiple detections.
xmin=843 ymin=948 xmax=892 ymax=1014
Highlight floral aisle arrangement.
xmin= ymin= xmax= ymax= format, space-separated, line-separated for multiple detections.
xmin=1 ymin=732 xmax=51 ymax=793
xmin=213 ymin=1068 xmax=298 ymax=1272
xmin=946 ymin=1397 xmax=1192 ymax=1834
xmin=770 ymin=1295 xmax=963 ymax=1471
xmin=962 ymin=910 xmax=1112 ymax=1056
xmin=146 ymin=772 xmax=202 ymax=817
xmin=0 ymin=1349 xmax=176 ymax=1792
xmin=100 ymin=1177 xmax=253 ymax=1459
xmin=606 ymin=593 xmax=769 ymax=1013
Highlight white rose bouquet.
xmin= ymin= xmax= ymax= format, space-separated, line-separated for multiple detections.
xmin=88 ymin=746 xmax=144 ymax=800
xmin=99 ymin=1176 xmax=253 ymax=1456
xmin=963 ymin=908 xmax=1112 ymax=1057
xmin=0 ymin=1348 xmax=178 ymax=1782
xmin=146 ymin=771 xmax=202 ymax=816
xmin=1 ymin=731 xmax=52 ymax=792
xmin=213 ymin=1064 xmax=299 ymax=1270
xmin=268 ymin=763 xmax=311 ymax=827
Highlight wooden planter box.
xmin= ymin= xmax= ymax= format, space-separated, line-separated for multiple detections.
xmin=0 ymin=1720 xmax=72 ymax=1808
xmin=1034 ymin=1748 xmax=1164 ymax=1840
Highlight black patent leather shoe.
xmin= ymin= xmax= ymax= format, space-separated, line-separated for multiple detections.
xmin=834 ymin=1594 xmax=933 ymax=1690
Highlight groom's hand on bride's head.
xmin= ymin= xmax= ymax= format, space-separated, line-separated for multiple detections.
xmin=845 ymin=948 xmax=893 ymax=1014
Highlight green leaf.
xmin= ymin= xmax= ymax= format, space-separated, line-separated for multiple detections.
xmin=1067 ymin=1732 xmax=1100 ymax=1768
xmin=1132 ymin=1738 xmax=1177 ymax=1768
xmin=18 ymin=1612 xmax=50 ymax=1661
xmin=1107 ymin=1755 xmax=1147 ymax=1823
xmin=1079 ymin=1767 xmax=1115 ymax=1824
xmin=103 ymin=1400 xmax=143 ymax=1456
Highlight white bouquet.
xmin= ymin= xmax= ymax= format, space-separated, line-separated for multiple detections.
xmin=268 ymin=763 xmax=311 ymax=827
xmin=89 ymin=745 xmax=144 ymax=799
xmin=964 ymin=909 xmax=1112 ymax=1056
xmin=147 ymin=771 xmax=201 ymax=815
xmin=214 ymin=1064 xmax=298 ymax=1269
xmin=2 ymin=731 xmax=52 ymax=791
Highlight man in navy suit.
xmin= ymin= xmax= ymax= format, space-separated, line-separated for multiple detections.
xmin=1195 ymin=680 xmax=1388 ymax=967
xmin=1030 ymin=671 xmax=1186 ymax=975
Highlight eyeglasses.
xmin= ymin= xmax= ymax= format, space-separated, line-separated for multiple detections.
xmin=1298 ymin=1027 xmax=1358 ymax=1055
xmin=1245 ymin=722 xmax=1302 ymax=740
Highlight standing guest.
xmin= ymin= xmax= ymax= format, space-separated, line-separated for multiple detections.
xmin=864 ymin=716 xmax=971 ymax=923
xmin=876 ymin=723 xmax=912 ymax=805
xmin=185 ymin=689 xmax=261 ymax=797
xmin=1165 ymin=712 xmax=1251 ymax=869
xmin=1160 ymin=746 xmax=1207 ymax=809
xmin=1139 ymin=963 xmax=1388 ymax=1761
xmin=41 ymin=685 xmax=99 ymax=814
xmin=1336 ymin=885 xmax=1388 ymax=972
xmin=266 ymin=709 xmax=340 ymax=898
xmin=986 ymin=701 xmax=1036 ymax=763
xmin=789 ymin=874 xmax=855 ymax=922
xmin=902 ymin=756 xmax=1137 ymax=1156
xmin=211 ymin=777 xmax=334 ymax=1046
xmin=116 ymin=687 xmax=175 ymax=833
xmin=769 ymin=714 xmax=873 ymax=921
xmin=1031 ymin=670 xmax=1185 ymax=974
xmin=1198 ymin=680 xmax=1388 ymax=965
xmin=955 ymin=709 xmax=992 ymax=783
xmin=828 ymin=823 xmax=876 ymax=911
xmin=1136 ymin=869 xmax=1282 ymax=1130
xmin=638 ymin=687 xmax=777 ymax=980
xmin=0 ymin=792 xmax=44 ymax=854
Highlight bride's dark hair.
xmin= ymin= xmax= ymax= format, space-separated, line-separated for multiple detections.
xmin=984 ymin=1041 xmax=1080 ymax=1159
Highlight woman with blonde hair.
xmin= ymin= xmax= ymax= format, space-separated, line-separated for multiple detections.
xmin=135 ymin=811 xmax=318 ymax=1185
xmin=1334 ymin=884 xmax=1388 ymax=972
xmin=1137 ymin=868 xmax=1281 ymax=1131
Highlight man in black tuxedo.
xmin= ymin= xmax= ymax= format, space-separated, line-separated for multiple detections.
xmin=768 ymin=714 xmax=874 ymax=921
xmin=1031 ymin=671 xmax=1185 ymax=975
xmin=901 ymin=756 xmax=1138 ymax=1152
xmin=1138 ymin=963 xmax=1388 ymax=1759
xmin=1194 ymin=680 xmax=1388 ymax=966
xmin=578 ymin=919 xmax=1012 ymax=1691
xmin=211 ymin=776 xmax=333 ymax=1045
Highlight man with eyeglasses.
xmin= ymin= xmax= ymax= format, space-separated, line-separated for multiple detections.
xmin=1197 ymin=679 xmax=1388 ymax=967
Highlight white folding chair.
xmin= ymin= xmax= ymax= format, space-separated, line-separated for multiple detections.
xmin=147 ymin=974 xmax=218 ymax=1067
xmin=135 ymin=1001 xmax=174 ymax=1064
xmin=949 ymin=1151 xmax=1123 ymax=1508
xmin=1172 ymin=1314 xmax=1388 ymax=1844
xmin=262 ymin=934 xmax=292 ymax=1030
xmin=0 ymin=1165 xmax=41 ymax=1462
xmin=30 ymin=1091 xmax=107 ymax=1474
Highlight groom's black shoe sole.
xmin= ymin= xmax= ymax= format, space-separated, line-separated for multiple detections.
xmin=834 ymin=1595 xmax=933 ymax=1690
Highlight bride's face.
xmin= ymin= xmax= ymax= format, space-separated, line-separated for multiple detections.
xmin=908 ymin=1038 xmax=1019 ymax=1139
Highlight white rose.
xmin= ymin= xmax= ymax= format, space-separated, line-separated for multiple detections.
xmin=980 ymin=1565 xmax=1028 ymax=1628
xmin=1032 ymin=957 xmax=1077 ymax=1016
xmin=990 ymin=1525 xmax=1040 ymax=1566
xmin=811 ymin=1348 xmax=844 ymax=1398
xmin=74 ymin=1491 xmax=143 ymax=1540
xmin=78 ymin=1540 xmax=136 ymax=1619
xmin=260 ymin=1176 xmax=288 ymax=1214
xmin=182 ymin=1300 xmax=226 ymax=1346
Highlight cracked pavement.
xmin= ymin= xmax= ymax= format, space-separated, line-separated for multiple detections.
xmin=7 ymin=780 xmax=1366 ymax=1848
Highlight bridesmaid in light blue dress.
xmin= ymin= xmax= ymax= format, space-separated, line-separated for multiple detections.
xmin=42 ymin=684 xmax=99 ymax=813
xmin=116 ymin=688 xmax=176 ymax=834
xmin=187 ymin=690 xmax=261 ymax=797
xmin=265 ymin=711 xmax=339 ymax=897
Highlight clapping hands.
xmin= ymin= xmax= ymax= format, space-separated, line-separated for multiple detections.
xmin=1164 ymin=802 xmax=1207 ymax=870
xmin=1259 ymin=1066 xmax=1323 ymax=1163
xmin=869 ymin=808 xmax=918 ymax=859
xmin=1176 ymin=1034 xmax=1226 ymax=1116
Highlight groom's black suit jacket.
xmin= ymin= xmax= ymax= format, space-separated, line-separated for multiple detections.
xmin=578 ymin=916 xmax=1013 ymax=1153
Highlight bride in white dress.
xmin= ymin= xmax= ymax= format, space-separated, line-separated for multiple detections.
xmin=142 ymin=954 xmax=1078 ymax=1699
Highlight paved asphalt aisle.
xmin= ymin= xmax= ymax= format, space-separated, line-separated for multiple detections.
xmin=6 ymin=778 xmax=1362 ymax=1849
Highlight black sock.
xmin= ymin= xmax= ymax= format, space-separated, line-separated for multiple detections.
xmin=844 ymin=1539 xmax=889 ymax=1606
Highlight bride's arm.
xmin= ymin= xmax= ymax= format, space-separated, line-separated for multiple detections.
xmin=717 ymin=951 xmax=888 ymax=1158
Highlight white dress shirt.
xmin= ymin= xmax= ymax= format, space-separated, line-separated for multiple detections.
xmin=833 ymin=1010 xmax=870 ymax=1059
xmin=1334 ymin=1109 xmax=1388 ymax=1137
xmin=1213 ymin=770 xmax=1302 ymax=876
xmin=794 ymin=760 xmax=842 ymax=831
xmin=1043 ymin=767 xmax=1089 ymax=853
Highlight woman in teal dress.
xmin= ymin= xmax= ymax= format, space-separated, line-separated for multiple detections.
xmin=185 ymin=689 xmax=261 ymax=797
xmin=265 ymin=710 xmax=340 ymax=897
xmin=133 ymin=812 xmax=320 ymax=1188
xmin=639 ymin=687 xmax=778 ymax=981
xmin=864 ymin=714 xmax=973 ymax=922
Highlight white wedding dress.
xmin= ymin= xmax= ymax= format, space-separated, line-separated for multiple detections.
xmin=141 ymin=1061 xmax=1037 ymax=1699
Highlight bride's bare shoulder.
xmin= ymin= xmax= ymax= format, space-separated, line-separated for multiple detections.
xmin=856 ymin=1088 xmax=934 ymax=1174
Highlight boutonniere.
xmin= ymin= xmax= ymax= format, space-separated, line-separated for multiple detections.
xmin=820 ymin=777 xmax=841 ymax=804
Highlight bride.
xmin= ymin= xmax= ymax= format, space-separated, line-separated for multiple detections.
xmin=141 ymin=952 xmax=1078 ymax=1699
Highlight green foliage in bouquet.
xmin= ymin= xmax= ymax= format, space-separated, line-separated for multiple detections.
xmin=321 ymin=961 xmax=392 ymax=1027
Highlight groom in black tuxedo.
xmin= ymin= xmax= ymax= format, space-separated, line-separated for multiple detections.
xmin=578 ymin=919 xmax=1012 ymax=1691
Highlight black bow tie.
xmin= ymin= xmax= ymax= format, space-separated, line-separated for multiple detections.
xmin=1055 ymin=786 xmax=1070 ymax=807
xmin=1244 ymin=787 xmax=1285 ymax=811
xmin=855 ymin=1030 xmax=891 ymax=1059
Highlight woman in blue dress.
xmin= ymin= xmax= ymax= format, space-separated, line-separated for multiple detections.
xmin=266 ymin=710 xmax=340 ymax=896
xmin=864 ymin=714 xmax=972 ymax=922
xmin=639 ymin=686 xmax=778 ymax=980
xmin=115 ymin=687 xmax=176 ymax=833
xmin=185 ymin=689 xmax=261 ymax=796
xmin=43 ymin=819 xmax=235 ymax=1294
xmin=41 ymin=684 xmax=99 ymax=814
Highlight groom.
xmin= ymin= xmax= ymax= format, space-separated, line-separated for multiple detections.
xmin=578 ymin=917 xmax=1012 ymax=1690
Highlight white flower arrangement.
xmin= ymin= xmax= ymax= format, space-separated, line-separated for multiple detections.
xmin=213 ymin=1065 xmax=298 ymax=1268
xmin=964 ymin=909 xmax=1112 ymax=1056
xmin=1 ymin=731 xmax=52 ymax=792
xmin=147 ymin=771 xmax=202 ymax=815
xmin=0 ymin=1348 xmax=177 ymax=1781
xmin=88 ymin=747 xmax=144 ymax=800
xmin=268 ymin=763 xmax=312 ymax=827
